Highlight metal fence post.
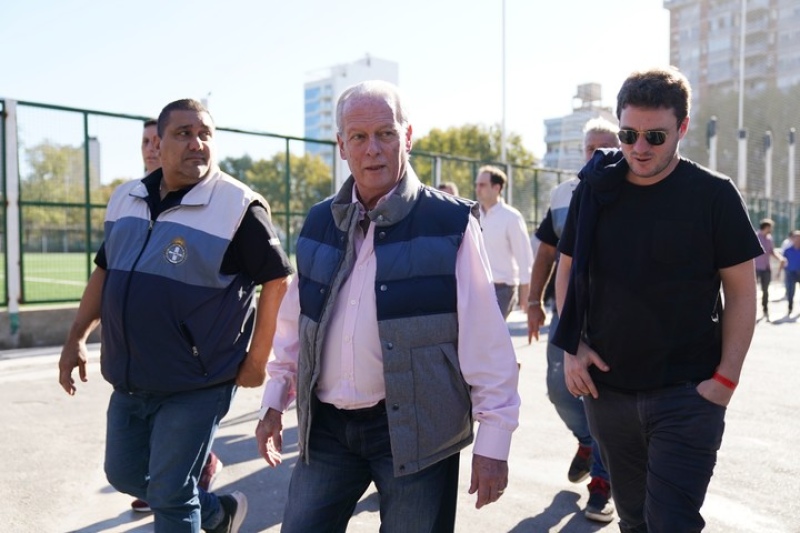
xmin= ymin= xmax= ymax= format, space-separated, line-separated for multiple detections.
xmin=4 ymin=100 xmax=21 ymax=345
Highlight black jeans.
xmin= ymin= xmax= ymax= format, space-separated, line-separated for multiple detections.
xmin=756 ymin=269 xmax=771 ymax=311
xmin=584 ymin=383 xmax=726 ymax=533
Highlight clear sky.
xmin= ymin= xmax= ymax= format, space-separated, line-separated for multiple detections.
xmin=2 ymin=0 xmax=670 ymax=160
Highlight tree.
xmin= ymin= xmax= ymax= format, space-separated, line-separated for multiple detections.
xmin=411 ymin=123 xmax=537 ymax=197
xmin=21 ymin=140 xmax=111 ymax=253
xmin=220 ymin=152 xmax=334 ymax=253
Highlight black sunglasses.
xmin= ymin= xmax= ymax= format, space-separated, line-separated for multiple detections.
xmin=617 ymin=129 xmax=668 ymax=146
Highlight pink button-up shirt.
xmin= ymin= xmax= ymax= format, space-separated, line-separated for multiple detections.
xmin=262 ymin=187 xmax=520 ymax=461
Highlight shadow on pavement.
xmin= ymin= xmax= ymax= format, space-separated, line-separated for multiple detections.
xmin=507 ymin=490 xmax=608 ymax=533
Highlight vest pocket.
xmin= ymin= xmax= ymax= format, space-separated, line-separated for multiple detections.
xmin=410 ymin=344 xmax=473 ymax=457
xmin=179 ymin=321 xmax=208 ymax=376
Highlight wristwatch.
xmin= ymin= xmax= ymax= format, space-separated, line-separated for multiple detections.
xmin=527 ymin=300 xmax=542 ymax=308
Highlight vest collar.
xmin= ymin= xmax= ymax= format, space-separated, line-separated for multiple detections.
xmin=331 ymin=166 xmax=422 ymax=232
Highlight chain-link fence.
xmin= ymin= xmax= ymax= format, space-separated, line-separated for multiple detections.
xmin=1 ymin=97 xmax=798 ymax=305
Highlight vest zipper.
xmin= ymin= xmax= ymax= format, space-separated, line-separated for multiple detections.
xmin=180 ymin=321 xmax=208 ymax=376
xmin=122 ymin=218 xmax=156 ymax=390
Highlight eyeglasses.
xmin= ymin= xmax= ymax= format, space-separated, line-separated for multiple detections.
xmin=617 ymin=129 xmax=668 ymax=146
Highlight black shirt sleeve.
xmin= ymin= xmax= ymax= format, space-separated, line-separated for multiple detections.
xmin=221 ymin=202 xmax=294 ymax=284
xmin=94 ymin=242 xmax=107 ymax=269
xmin=534 ymin=208 xmax=559 ymax=247
xmin=712 ymin=180 xmax=764 ymax=268
xmin=557 ymin=182 xmax=583 ymax=257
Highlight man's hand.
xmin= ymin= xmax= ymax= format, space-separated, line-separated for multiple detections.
xmin=255 ymin=408 xmax=284 ymax=467
xmin=236 ymin=355 xmax=267 ymax=388
xmin=468 ymin=454 xmax=508 ymax=509
xmin=696 ymin=378 xmax=734 ymax=407
xmin=58 ymin=341 xmax=89 ymax=395
xmin=564 ymin=341 xmax=609 ymax=399
xmin=527 ymin=302 xmax=546 ymax=343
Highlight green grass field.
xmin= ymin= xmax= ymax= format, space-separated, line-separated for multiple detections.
xmin=17 ymin=253 xmax=93 ymax=303
xmin=8 ymin=252 xmax=297 ymax=305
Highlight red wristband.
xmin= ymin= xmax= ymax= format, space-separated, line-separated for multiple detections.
xmin=712 ymin=371 xmax=737 ymax=390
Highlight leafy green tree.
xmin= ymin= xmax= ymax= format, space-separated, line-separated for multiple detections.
xmin=221 ymin=152 xmax=334 ymax=253
xmin=412 ymin=123 xmax=536 ymax=198
xmin=20 ymin=140 xmax=110 ymax=253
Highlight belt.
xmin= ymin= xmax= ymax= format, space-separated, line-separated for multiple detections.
xmin=321 ymin=400 xmax=386 ymax=421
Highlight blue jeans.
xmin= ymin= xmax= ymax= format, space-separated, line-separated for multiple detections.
xmin=282 ymin=400 xmax=459 ymax=533
xmin=104 ymin=383 xmax=236 ymax=533
xmin=584 ymin=383 xmax=726 ymax=533
xmin=547 ymin=312 xmax=608 ymax=481
xmin=787 ymin=270 xmax=799 ymax=309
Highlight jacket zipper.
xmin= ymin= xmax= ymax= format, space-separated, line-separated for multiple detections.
xmin=122 ymin=219 xmax=155 ymax=391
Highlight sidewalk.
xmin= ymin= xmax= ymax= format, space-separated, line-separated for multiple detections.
xmin=1 ymin=302 xmax=797 ymax=532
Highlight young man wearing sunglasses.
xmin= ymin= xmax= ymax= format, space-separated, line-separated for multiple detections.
xmin=552 ymin=67 xmax=763 ymax=532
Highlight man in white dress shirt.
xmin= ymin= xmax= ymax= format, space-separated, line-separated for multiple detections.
xmin=475 ymin=165 xmax=534 ymax=318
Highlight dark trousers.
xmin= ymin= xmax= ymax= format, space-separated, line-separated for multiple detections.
xmin=756 ymin=269 xmax=771 ymax=310
xmin=281 ymin=401 xmax=460 ymax=533
xmin=494 ymin=283 xmax=517 ymax=319
xmin=584 ymin=383 xmax=726 ymax=533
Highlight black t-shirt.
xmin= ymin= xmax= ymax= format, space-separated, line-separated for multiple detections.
xmin=95 ymin=171 xmax=294 ymax=285
xmin=559 ymin=159 xmax=762 ymax=390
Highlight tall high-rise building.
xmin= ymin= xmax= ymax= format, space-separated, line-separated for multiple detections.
xmin=664 ymin=0 xmax=800 ymax=200
xmin=664 ymin=0 xmax=800 ymax=101
xmin=303 ymin=55 xmax=399 ymax=186
xmin=542 ymin=83 xmax=617 ymax=172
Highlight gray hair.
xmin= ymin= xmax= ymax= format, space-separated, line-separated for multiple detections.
xmin=335 ymin=80 xmax=410 ymax=134
xmin=583 ymin=116 xmax=619 ymax=136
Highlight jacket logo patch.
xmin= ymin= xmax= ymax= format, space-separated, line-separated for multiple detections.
xmin=165 ymin=238 xmax=188 ymax=265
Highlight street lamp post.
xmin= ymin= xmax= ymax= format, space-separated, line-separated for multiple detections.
xmin=737 ymin=0 xmax=748 ymax=191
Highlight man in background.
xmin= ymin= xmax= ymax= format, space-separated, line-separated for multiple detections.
xmin=475 ymin=165 xmax=534 ymax=318
xmin=754 ymin=218 xmax=786 ymax=321
xmin=527 ymin=116 xmax=619 ymax=523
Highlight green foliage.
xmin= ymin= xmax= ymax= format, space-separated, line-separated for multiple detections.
xmin=21 ymin=140 xmax=109 ymax=255
xmin=220 ymin=152 xmax=333 ymax=215
xmin=220 ymin=152 xmax=334 ymax=253
xmin=411 ymin=123 xmax=537 ymax=197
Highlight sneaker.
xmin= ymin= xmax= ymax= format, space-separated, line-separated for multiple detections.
xmin=130 ymin=498 xmax=151 ymax=513
xmin=585 ymin=477 xmax=615 ymax=523
xmin=207 ymin=491 xmax=248 ymax=533
xmin=567 ymin=444 xmax=593 ymax=483
xmin=199 ymin=452 xmax=224 ymax=492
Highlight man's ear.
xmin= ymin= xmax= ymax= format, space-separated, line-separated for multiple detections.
xmin=337 ymin=133 xmax=347 ymax=161
xmin=405 ymin=124 xmax=413 ymax=153
xmin=678 ymin=117 xmax=690 ymax=140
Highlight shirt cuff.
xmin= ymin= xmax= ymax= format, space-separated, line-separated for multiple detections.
xmin=261 ymin=379 xmax=292 ymax=413
xmin=472 ymin=423 xmax=514 ymax=461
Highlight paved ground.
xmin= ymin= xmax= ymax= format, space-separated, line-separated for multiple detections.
xmin=2 ymin=286 xmax=798 ymax=532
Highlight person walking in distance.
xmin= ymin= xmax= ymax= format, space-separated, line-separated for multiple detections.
xmin=783 ymin=230 xmax=800 ymax=315
xmin=255 ymin=80 xmax=520 ymax=533
xmin=554 ymin=67 xmax=762 ymax=532
xmin=475 ymin=165 xmax=534 ymax=319
xmin=59 ymin=99 xmax=294 ymax=533
xmin=527 ymin=116 xmax=619 ymax=523
xmin=754 ymin=218 xmax=786 ymax=321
